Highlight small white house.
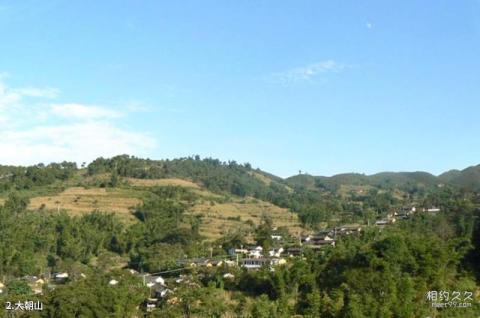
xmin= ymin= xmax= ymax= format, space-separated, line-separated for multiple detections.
xmin=248 ymin=246 xmax=263 ymax=258
xmin=241 ymin=258 xmax=269 ymax=269
xmin=152 ymin=276 xmax=165 ymax=286
xmin=146 ymin=275 xmax=165 ymax=288
xmin=268 ymin=247 xmax=284 ymax=257
xmin=271 ymin=234 xmax=283 ymax=241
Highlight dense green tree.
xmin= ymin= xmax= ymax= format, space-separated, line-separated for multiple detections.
xmin=7 ymin=280 xmax=32 ymax=296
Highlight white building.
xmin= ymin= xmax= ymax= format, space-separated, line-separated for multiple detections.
xmin=268 ymin=247 xmax=284 ymax=257
xmin=248 ymin=246 xmax=263 ymax=258
xmin=241 ymin=258 xmax=269 ymax=269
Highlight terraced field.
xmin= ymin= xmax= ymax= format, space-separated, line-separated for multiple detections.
xmin=188 ymin=197 xmax=302 ymax=240
xmin=28 ymin=187 xmax=141 ymax=222
xmin=20 ymin=176 xmax=301 ymax=240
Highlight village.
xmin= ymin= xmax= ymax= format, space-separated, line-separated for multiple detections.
xmin=0 ymin=205 xmax=441 ymax=312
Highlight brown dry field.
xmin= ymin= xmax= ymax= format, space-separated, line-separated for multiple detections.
xmin=28 ymin=187 xmax=141 ymax=222
xmin=338 ymin=184 xmax=406 ymax=200
xmin=127 ymin=177 xmax=224 ymax=199
xmin=126 ymin=177 xmax=201 ymax=188
xmin=188 ymin=197 xmax=302 ymax=240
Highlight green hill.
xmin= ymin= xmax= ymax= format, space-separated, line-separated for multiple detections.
xmin=284 ymin=174 xmax=318 ymax=189
xmin=369 ymin=171 xmax=438 ymax=189
xmin=438 ymin=169 xmax=462 ymax=183
xmin=286 ymin=171 xmax=439 ymax=190
xmin=439 ymin=165 xmax=480 ymax=191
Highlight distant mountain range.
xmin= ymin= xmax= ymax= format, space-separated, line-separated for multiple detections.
xmin=285 ymin=164 xmax=480 ymax=191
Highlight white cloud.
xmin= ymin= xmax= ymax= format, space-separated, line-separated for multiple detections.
xmin=0 ymin=82 xmax=57 ymax=116
xmin=0 ymin=83 xmax=22 ymax=109
xmin=0 ymin=76 xmax=156 ymax=166
xmin=51 ymin=103 xmax=123 ymax=120
xmin=14 ymin=87 xmax=59 ymax=98
xmin=269 ymin=60 xmax=347 ymax=85
xmin=0 ymin=122 xmax=155 ymax=166
xmin=366 ymin=21 xmax=373 ymax=29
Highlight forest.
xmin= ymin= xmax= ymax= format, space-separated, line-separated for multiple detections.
xmin=0 ymin=155 xmax=478 ymax=317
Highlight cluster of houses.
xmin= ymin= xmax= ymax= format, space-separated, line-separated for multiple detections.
xmin=375 ymin=213 xmax=397 ymax=227
xmin=96 ymin=207 xmax=446 ymax=313
xmin=227 ymin=246 xmax=288 ymax=269
xmin=177 ymin=258 xmax=236 ymax=268
xmin=127 ymin=270 xmax=229 ymax=312
xmin=0 ymin=272 xmax=70 ymax=296
xmin=374 ymin=205 xmax=442 ymax=227
xmin=0 ymin=201 xmax=446 ymax=313
xmin=142 ymin=274 xmax=173 ymax=312
xmin=134 ymin=219 xmax=412 ymax=312
xmin=1 ymin=205 xmax=440 ymax=297
xmin=169 ymin=245 xmax=290 ymax=272
xmin=405 ymin=205 xmax=441 ymax=215
xmin=224 ymin=226 xmax=363 ymax=269
xmin=103 ymin=269 xmax=181 ymax=312
xmin=300 ymin=225 xmax=362 ymax=249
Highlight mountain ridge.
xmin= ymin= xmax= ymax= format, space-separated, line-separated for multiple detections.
xmin=2 ymin=155 xmax=480 ymax=193
xmin=285 ymin=164 xmax=480 ymax=191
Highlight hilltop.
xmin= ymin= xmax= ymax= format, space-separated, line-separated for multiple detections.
xmin=439 ymin=164 xmax=480 ymax=191
xmin=286 ymin=166 xmax=480 ymax=191
xmin=0 ymin=156 xmax=303 ymax=241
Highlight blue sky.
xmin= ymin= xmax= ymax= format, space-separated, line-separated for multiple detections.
xmin=0 ymin=1 xmax=479 ymax=177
